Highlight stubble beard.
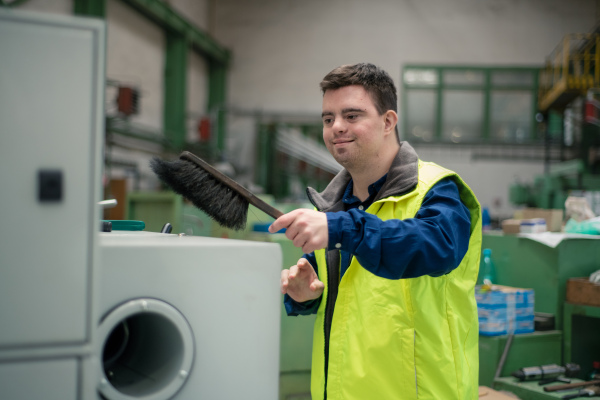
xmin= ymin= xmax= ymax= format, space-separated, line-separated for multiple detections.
xmin=331 ymin=147 xmax=368 ymax=173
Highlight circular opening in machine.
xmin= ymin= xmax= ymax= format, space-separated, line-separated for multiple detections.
xmin=98 ymin=299 xmax=194 ymax=400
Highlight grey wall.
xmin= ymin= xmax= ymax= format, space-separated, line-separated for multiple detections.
xmin=13 ymin=0 xmax=600 ymax=216
xmin=211 ymin=0 xmax=597 ymax=217
xmin=214 ymin=0 xmax=597 ymax=112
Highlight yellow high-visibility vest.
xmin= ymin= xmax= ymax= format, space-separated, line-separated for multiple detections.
xmin=311 ymin=160 xmax=482 ymax=400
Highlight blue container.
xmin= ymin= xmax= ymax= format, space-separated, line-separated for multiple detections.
xmin=476 ymin=285 xmax=535 ymax=336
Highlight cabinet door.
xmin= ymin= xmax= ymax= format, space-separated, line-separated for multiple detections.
xmin=0 ymin=10 xmax=104 ymax=348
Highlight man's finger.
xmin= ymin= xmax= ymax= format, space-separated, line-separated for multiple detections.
xmin=268 ymin=216 xmax=287 ymax=233
xmin=284 ymin=224 xmax=299 ymax=242
xmin=281 ymin=270 xmax=289 ymax=282
xmin=288 ymin=264 xmax=299 ymax=279
xmin=293 ymin=236 xmax=306 ymax=250
xmin=310 ymin=280 xmax=324 ymax=292
xmin=268 ymin=210 xmax=301 ymax=233
xmin=281 ymin=269 xmax=289 ymax=288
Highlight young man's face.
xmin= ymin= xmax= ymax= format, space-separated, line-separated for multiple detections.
xmin=322 ymin=85 xmax=391 ymax=172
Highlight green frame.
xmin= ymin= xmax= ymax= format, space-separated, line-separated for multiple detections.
xmin=402 ymin=65 xmax=541 ymax=144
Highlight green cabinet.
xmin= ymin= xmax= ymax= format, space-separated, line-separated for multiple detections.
xmin=126 ymin=192 xmax=183 ymax=233
xmin=482 ymin=233 xmax=600 ymax=329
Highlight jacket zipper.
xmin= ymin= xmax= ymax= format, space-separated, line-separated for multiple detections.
xmin=322 ymin=250 xmax=340 ymax=400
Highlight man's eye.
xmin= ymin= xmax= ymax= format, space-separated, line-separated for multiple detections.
xmin=323 ymin=118 xmax=333 ymax=125
xmin=347 ymin=114 xmax=357 ymax=120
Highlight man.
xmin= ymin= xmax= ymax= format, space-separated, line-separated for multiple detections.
xmin=269 ymin=63 xmax=482 ymax=400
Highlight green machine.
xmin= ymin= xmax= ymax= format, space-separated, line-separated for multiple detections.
xmin=510 ymin=97 xmax=600 ymax=212
xmin=509 ymin=158 xmax=600 ymax=211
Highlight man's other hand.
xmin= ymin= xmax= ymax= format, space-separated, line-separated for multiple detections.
xmin=281 ymin=258 xmax=324 ymax=302
xmin=268 ymin=209 xmax=328 ymax=254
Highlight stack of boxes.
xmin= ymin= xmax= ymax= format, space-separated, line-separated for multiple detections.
xmin=501 ymin=208 xmax=563 ymax=234
xmin=476 ymin=285 xmax=535 ymax=336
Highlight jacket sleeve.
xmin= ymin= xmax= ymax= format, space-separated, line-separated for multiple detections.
xmin=326 ymin=178 xmax=471 ymax=279
xmin=283 ymin=252 xmax=322 ymax=315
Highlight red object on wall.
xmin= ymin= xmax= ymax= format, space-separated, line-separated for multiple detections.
xmin=585 ymin=100 xmax=600 ymax=124
xmin=198 ymin=117 xmax=211 ymax=141
xmin=117 ymin=86 xmax=139 ymax=116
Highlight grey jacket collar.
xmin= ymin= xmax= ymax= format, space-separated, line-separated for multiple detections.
xmin=306 ymin=141 xmax=419 ymax=212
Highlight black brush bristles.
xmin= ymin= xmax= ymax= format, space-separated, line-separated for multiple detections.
xmin=150 ymin=157 xmax=249 ymax=230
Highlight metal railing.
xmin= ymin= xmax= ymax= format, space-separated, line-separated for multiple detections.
xmin=539 ymin=33 xmax=600 ymax=110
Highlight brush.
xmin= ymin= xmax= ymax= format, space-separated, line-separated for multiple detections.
xmin=150 ymin=151 xmax=283 ymax=230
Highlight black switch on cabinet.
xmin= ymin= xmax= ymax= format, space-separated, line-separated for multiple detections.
xmin=38 ymin=169 xmax=63 ymax=202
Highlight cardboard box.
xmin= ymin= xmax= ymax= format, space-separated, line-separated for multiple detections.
xmin=522 ymin=208 xmax=564 ymax=232
xmin=566 ymin=277 xmax=600 ymax=307
xmin=476 ymin=285 xmax=535 ymax=336
xmin=501 ymin=219 xmax=521 ymax=234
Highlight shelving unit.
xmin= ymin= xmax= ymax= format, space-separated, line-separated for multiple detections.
xmin=563 ymin=302 xmax=600 ymax=379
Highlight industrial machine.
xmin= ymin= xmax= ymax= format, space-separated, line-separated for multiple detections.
xmin=1 ymin=9 xmax=283 ymax=400
xmin=97 ymin=231 xmax=282 ymax=400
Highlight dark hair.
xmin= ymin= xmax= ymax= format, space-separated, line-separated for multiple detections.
xmin=320 ymin=63 xmax=398 ymax=116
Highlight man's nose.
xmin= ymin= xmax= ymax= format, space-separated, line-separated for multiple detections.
xmin=331 ymin=117 xmax=346 ymax=132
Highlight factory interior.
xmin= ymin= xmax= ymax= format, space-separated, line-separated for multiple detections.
xmin=1 ymin=0 xmax=600 ymax=399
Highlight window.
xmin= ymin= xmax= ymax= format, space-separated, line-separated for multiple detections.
xmin=406 ymin=90 xmax=436 ymax=142
xmin=490 ymin=91 xmax=533 ymax=142
xmin=442 ymin=91 xmax=485 ymax=143
xmin=402 ymin=66 xmax=540 ymax=143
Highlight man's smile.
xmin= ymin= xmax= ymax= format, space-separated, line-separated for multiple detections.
xmin=332 ymin=138 xmax=355 ymax=146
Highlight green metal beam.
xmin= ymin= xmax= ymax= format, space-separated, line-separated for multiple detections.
xmin=120 ymin=0 xmax=230 ymax=66
xmin=73 ymin=0 xmax=106 ymax=18
xmin=164 ymin=32 xmax=188 ymax=150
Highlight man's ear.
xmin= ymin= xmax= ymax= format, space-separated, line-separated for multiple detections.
xmin=383 ymin=110 xmax=398 ymax=135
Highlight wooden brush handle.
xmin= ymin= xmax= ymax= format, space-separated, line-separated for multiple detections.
xmin=180 ymin=151 xmax=284 ymax=220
